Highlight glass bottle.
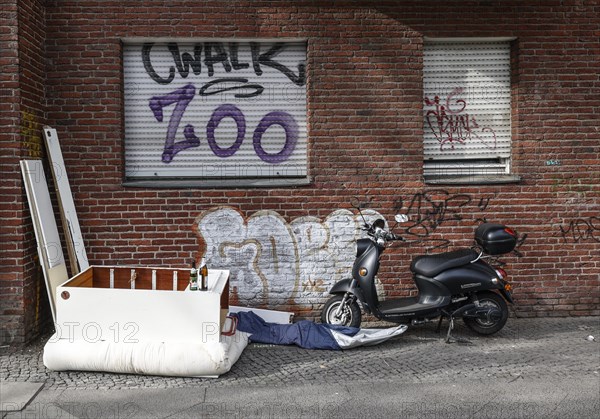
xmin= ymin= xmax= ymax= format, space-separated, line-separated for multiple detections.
xmin=199 ymin=258 xmax=208 ymax=291
xmin=189 ymin=261 xmax=198 ymax=291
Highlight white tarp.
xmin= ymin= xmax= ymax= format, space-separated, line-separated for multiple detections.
xmin=330 ymin=325 xmax=408 ymax=349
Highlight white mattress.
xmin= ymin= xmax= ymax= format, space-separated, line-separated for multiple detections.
xmin=43 ymin=331 xmax=249 ymax=378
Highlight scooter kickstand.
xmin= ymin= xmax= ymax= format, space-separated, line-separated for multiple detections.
xmin=445 ymin=317 xmax=472 ymax=345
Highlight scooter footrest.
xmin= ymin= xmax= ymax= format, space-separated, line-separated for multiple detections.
xmin=379 ymin=298 xmax=440 ymax=316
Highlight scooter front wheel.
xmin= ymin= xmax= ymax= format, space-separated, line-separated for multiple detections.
xmin=321 ymin=295 xmax=362 ymax=328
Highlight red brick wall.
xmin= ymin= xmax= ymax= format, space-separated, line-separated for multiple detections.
xmin=0 ymin=0 xmax=22 ymax=346
xmin=18 ymin=0 xmax=47 ymax=345
xmin=4 ymin=0 xmax=599 ymax=343
xmin=1 ymin=0 xmax=47 ymax=345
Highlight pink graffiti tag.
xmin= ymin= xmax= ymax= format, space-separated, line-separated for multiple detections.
xmin=424 ymin=87 xmax=497 ymax=152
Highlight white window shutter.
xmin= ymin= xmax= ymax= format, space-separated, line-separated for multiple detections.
xmin=123 ymin=41 xmax=307 ymax=180
xmin=423 ymin=40 xmax=512 ymax=177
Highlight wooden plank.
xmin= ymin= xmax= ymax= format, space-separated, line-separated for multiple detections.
xmin=42 ymin=126 xmax=89 ymax=274
xmin=47 ymin=264 xmax=69 ymax=313
xmin=89 ymin=266 xmax=190 ymax=290
xmin=61 ymin=267 xmax=93 ymax=288
xmin=20 ymin=160 xmax=69 ymax=322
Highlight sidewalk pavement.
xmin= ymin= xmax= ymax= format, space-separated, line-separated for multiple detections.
xmin=1 ymin=316 xmax=599 ymax=418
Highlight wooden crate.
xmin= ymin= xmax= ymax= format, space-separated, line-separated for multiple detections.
xmin=54 ymin=266 xmax=230 ymax=344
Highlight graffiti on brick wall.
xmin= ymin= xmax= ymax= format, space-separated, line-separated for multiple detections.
xmin=394 ymin=190 xmax=527 ymax=253
xmin=559 ymin=217 xmax=599 ymax=243
xmin=194 ymin=207 xmax=383 ymax=308
xmin=21 ymin=110 xmax=43 ymax=158
xmin=194 ymin=198 xmax=528 ymax=308
xmin=424 ymin=87 xmax=497 ymax=151
xmin=394 ymin=190 xmax=492 ymax=249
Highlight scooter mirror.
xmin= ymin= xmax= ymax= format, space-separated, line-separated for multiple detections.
xmin=395 ymin=214 xmax=409 ymax=223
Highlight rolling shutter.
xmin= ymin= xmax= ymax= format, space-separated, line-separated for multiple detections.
xmin=423 ymin=40 xmax=512 ymax=176
xmin=123 ymin=41 xmax=307 ymax=180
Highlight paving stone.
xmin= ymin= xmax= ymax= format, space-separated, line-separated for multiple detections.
xmin=0 ymin=317 xmax=598 ymax=390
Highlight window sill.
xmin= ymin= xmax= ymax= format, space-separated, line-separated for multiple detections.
xmin=424 ymin=174 xmax=521 ymax=185
xmin=122 ymin=177 xmax=312 ymax=189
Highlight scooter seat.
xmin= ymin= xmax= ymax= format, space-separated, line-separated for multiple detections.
xmin=410 ymin=248 xmax=478 ymax=277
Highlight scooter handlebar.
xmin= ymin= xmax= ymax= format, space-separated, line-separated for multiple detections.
xmin=360 ymin=220 xmax=402 ymax=242
xmin=386 ymin=232 xmax=404 ymax=241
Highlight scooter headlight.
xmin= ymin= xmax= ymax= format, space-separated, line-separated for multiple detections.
xmin=359 ymin=267 xmax=368 ymax=276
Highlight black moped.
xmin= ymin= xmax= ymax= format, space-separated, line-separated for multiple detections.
xmin=321 ymin=203 xmax=518 ymax=342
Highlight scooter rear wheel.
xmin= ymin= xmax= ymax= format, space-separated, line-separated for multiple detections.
xmin=463 ymin=291 xmax=509 ymax=335
xmin=321 ymin=295 xmax=362 ymax=328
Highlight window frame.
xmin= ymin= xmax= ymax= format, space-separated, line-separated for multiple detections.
xmin=120 ymin=38 xmax=310 ymax=188
xmin=422 ymin=37 xmax=520 ymax=185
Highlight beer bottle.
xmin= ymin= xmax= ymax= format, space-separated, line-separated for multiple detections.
xmin=199 ymin=258 xmax=208 ymax=291
xmin=189 ymin=261 xmax=198 ymax=291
